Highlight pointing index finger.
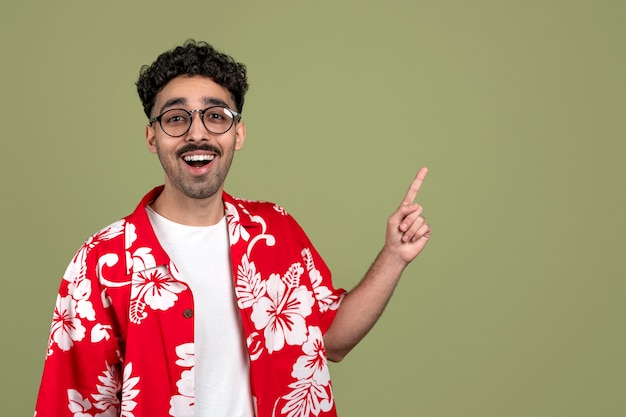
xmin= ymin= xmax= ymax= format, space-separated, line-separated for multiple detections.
xmin=402 ymin=167 xmax=428 ymax=205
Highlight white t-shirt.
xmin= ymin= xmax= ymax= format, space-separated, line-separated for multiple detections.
xmin=146 ymin=206 xmax=254 ymax=417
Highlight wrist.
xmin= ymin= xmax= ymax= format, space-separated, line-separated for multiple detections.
xmin=378 ymin=245 xmax=410 ymax=272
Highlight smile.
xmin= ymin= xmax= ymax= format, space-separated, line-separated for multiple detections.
xmin=183 ymin=154 xmax=215 ymax=167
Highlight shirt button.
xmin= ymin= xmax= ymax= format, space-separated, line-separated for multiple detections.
xmin=183 ymin=308 xmax=193 ymax=318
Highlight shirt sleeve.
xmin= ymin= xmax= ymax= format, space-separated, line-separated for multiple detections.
xmin=35 ymin=243 xmax=123 ymax=416
xmin=285 ymin=212 xmax=347 ymax=333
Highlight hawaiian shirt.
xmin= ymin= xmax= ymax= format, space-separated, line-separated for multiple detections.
xmin=35 ymin=186 xmax=346 ymax=417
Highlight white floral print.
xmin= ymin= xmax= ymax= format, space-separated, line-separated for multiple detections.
xmin=67 ymin=389 xmax=96 ymax=416
xmin=50 ymin=295 xmax=86 ymax=353
xmin=279 ymin=327 xmax=333 ymax=417
xmin=49 ymin=222 xmax=125 ymax=356
xmin=301 ymin=249 xmax=342 ymax=313
xmin=64 ymin=220 xmax=125 ymax=284
xmin=91 ymin=362 xmax=121 ymax=411
xmin=225 ymin=201 xmax=250 ymax=245
xmin=120 ymin=363 xmax=141 ymax=417
xmin=251 ymin=265 xmax=316 ymax=354
xmin=64 ymin=361 xmax=139 ymax=417
xmin=68 ymin=276 xmax=96 ymax=321
xmin=236 ymin=254 xmax=267 ymax=309
xmin=291 ymin=327 xmax=330 ymax=385
xmin=170 ymin=343 xmax=195 ymax=417
xmin=279 ymin=379 xmax=331 ymax=417
xmin=129 ymin=265 xmax=187 ymax=324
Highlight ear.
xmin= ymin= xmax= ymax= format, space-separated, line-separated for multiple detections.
xmin=146 ymin=124 xmax=157 ymax=154
xmin=234 ymin=120 xmax=246 ymax=151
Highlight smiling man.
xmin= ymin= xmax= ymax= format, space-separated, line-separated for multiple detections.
xmin=35 ymin=40 xmax=432 ymax=417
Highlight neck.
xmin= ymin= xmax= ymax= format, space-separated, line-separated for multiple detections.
xmin=150 ymin=185 xmax=225 ymax=226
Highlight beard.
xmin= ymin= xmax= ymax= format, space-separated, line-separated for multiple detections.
xmin=156 ymin=142 xmax=236 ymax=200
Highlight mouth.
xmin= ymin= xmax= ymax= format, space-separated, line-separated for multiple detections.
xmin=183 ymin=154 xmax=215 ymax=168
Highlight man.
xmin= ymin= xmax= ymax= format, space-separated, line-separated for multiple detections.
xmin=35 ymin=40 xmax=431 ymax=417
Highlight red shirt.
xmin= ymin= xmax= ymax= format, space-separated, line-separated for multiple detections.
xmin=35 ymin=187 xmax=346 ymax=417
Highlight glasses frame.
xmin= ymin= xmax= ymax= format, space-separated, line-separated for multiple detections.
xmin=149 ymin=106 xmax=241 ymax=137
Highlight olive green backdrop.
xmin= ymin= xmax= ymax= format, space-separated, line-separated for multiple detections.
xmin=1 ymin=1 xmax=624 ymax=416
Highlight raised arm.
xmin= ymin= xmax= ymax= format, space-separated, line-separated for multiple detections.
xmin=323 ymin=168 xmax=432 ymax=362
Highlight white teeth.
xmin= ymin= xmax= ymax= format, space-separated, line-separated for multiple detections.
xmin=184 ymin=155 xmax=215 ymax=162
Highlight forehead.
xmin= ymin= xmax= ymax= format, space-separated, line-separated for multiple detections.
xmin=154 ymin=75 xmax=234 ymax=112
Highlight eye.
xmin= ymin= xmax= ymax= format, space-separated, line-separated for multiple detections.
xmin=205 ymin=110 xmax=226 ymax=120
xmin=163 ymin=110 xmax=189 ymax=125
xmin=204 ymin=108 xmax=234 ymax=126
xmin=169 ymin=115 xmax=186 ymax=123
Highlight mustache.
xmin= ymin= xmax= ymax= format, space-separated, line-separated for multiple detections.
xmin=176 ymin=143 xmax=221 ymax=158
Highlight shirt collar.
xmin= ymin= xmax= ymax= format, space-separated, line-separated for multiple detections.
xmin=125 ymin=186 xmax=260 ymax=269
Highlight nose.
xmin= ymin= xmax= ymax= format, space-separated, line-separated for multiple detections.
xmin=186 ymin=110 xmax=208 ymax=141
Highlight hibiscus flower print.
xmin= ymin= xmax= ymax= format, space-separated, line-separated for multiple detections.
xmin=49 ymin=294 xmax=86 ymax=353
xmin=131 ymin=266 xmax=186 ymax=310
xmin=250 ymin=264 xmax=315 ymax=353
xmin=291 ymin=326 xmax=330 ymax=386
xmin=129 ymin=265 xmax=187 ymax=324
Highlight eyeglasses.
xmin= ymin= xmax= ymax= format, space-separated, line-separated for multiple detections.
xmin=149 ymin=106 xmax=241 ymax=137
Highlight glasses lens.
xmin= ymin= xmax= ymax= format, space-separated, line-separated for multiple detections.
xmin=203 ymin=107 xmax=235 ymax=134
xmin=160 ymin=109 xmax=191 ymax=137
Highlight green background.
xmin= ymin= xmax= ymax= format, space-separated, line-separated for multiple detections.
xmin=1 ymin=1 xmax=624 ymax=416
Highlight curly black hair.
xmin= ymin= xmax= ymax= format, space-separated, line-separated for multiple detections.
xmin=136 ymin=40 xmax=249 ymax=118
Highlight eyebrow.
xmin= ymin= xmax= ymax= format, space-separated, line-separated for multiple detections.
xmin=204 ymin=97 xmax=230 ymax=108
xmin=159 ymin=97 xmax=187 ymax=114
xmin=158 ymin=96 xmax=232 ymax=115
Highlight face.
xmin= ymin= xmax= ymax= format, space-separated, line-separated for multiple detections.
xmin=146 ymin=75 xmax=246 ymax=201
